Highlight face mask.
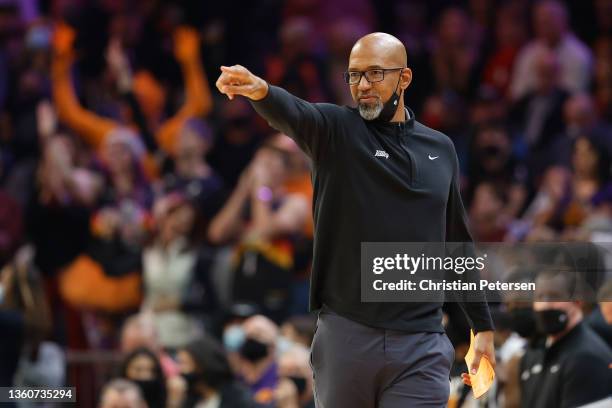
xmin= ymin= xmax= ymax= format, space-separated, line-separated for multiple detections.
xmin=181 ymin=372 xmax=201 ymax=398
xmin=133 ymin=379 xmax=164 ymax=408
xmin=535 ymin=309 xmax=569 ymax=335
xmin=376 ymin=74 xmax=403 ymax=122
xmin=239 ymin=338 xmax=269 ymax=363
xmin=288 ymin=376 xmax=307 ymax=396
xmin=223 ymin=325 xmax=245 ymax=352
xmin=275 ymin=336 xmax=295 ymax=358
xmin=509 ymin=307 xmax=538 ymax=338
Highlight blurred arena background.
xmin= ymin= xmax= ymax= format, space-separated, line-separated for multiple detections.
xmin=0 ymin=0 xmax=612 ymax=407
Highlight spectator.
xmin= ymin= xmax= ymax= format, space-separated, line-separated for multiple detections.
xmin=98 ymin=378 xmax=147 ymax=408
xmin=207 ymin=98 xmax=262 ymax=187
xmin=229 ymin=315 xmax=280 ymax=406
xmin=118 ymin=347 xmax=168 ymax=408
xmin=0 ymin=246 xmax=51 ymax=387
xmin=593 ymin=36 xmax=612 ymax=121
xmin=467 ymin=126 xmax=528 ymax=241
xmin=142 ymin=192 xmax=218 ymax=350
xmin=430 ymin=8 xmax=481 ymax=97
xmin=509 ymin=0 xmax=593 ymax=100
xmin=119 ymin=313 xmax=180 ymax=379
xmin=208 ymin=138 xmax=309 ymax=322
xmin=177 ymin=334 xmax=254 ymax=408
xmin=279 ymin=315 xmax=316 ymax=350
xmin=275 ymin=346 xmax=314 ymax=408
xmin=480 ymin=2 xmax=528 ymax=98
xmin=264 ymin=17 xmax=331 ymax=103
xmin=520 ymin=270 xmax=612 ymax=407
xmin=26 ymin=134 xmax=101 ymax=277
xmin=590 ymin=280 xmax=612 ymax=348
xmin=51 ymin=22 xmax=212 ymax=169
xmin=160 ymin=118 xmax=225 ymax=225
xmin=599 ymin=280 xmax=612 ymax=324
xmin=510 ymin=47 xmax=569 ymax=182
xmin=241 ymin=315 xmax=281 ymax=406
xmin=549 ymin=92 xmax=612 ymax=167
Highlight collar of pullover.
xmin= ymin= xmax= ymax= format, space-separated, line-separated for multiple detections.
xmin=368 ymin=107 xmax=415 ymax=136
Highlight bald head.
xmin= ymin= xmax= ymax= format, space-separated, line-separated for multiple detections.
xmin=346 ymin=32 xmax=412 ymax=122
xmin=350 ymin=32 xmax=407 ymax=68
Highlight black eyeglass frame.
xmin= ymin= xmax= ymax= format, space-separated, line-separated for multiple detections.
xmin=343 ymin=67 xmax=405 ymax=85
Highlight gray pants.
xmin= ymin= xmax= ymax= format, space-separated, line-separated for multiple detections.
xmin=310 ymin=307 xmax=454 ymax=408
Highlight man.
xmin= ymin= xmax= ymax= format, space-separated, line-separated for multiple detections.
xmin=599 ymin=281 xmax=612 ymax=325
xmin=98 ymin=379 xmax=147 ymax=408
xmin=216 ymin=32 xmax=495 ymax=407
xmin=520 ymin=271 xmax=612 ymax=408
xmin=509 ymin=47 xmax=569 ymax=183
xmin=509 ymin=0 xmax=592 ymax=100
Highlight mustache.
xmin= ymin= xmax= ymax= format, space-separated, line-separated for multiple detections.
xmin=357 ymin=93 xmax=380 ymax=99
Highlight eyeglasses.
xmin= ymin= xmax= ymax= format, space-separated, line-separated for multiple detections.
xmin=343 ymin=68 xmax=404 ymax=85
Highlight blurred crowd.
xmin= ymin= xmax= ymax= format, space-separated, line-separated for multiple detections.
xmin=1 ymin=0 xmax=612 ymax=407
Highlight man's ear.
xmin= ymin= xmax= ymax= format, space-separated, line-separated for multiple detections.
xmin=400 ymin=68 xmax=412 ymax=90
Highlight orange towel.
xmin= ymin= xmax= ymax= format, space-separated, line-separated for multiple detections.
xmin=464 ymin=329 xmax=495 ymax=399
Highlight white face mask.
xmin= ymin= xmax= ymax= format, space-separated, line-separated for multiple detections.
xmin=275 ymin=336 xmax=296 ymax=358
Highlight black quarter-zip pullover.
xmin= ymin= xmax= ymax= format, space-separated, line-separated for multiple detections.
xmin=251 ymin=85 xmax=494 ymax=333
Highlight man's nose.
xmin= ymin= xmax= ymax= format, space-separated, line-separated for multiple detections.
xmin=357 ymin=74 xmax=372 ymax=91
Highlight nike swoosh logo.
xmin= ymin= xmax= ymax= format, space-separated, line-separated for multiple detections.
xmin=428 ymin=155 xmax=439 ymax=160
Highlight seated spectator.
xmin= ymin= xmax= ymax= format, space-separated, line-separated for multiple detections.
xmin=208 ymin=137 xmax=309 ymax=322
xmin=120 ymin=313 xmax=180 ymax=379
xmin=466 ymin=122 xmax=528 ymax=239
xmin=599 ymin=280 xmax=612 ymax=325
xmin=118 ymin=347 xmax=167 ymax=408
xmin=509 ymin=0 xmax=592 ymax=100
xmin=519 ymin=270 xmax=612 ymax=407
xmin=279 ymin=315 xmax=316 ymax=350
xmin=518 ymin=133 xmax=612 ymax=241
xmin=593 ymin=37 xmax=612 ymax=122
xmin=588 ymin=281 xmax=612 ymax=349
xmin=469 ymin=86 xmax=508 ymax=126
xmin=549 ymin=93 xmax=612 ymax=168
xmin=584 ymin=302 xmax=612 ymax=350
xmin=510 ymin=47 xmax=569 ymax=183
xmin=430 ymin=8 xmax=481 ymax=97
xmin=228 ymin=315 xmax=280 ymax=406
xmin=499 ymin=271 xmax=543 ymax=408
xmin=177 ymin=334 xmax=254 ymax=408
xmin=99 ymin=378 xmax=147 ymax=408
xmin=275 ymin=346 xmax=314 ymax=408
xmin=480 ymin=2 xmax=528 ymax=98
xmin=142 ymin=192 xmax=218 ymax=350
xmin=564 ymin=135 xmax=612 ymax=232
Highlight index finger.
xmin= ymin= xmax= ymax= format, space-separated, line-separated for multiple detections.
xmin=215 ymin=73 xmax=243 ymax=95
xmin=220 ymin=65 xmax=251 ymax=80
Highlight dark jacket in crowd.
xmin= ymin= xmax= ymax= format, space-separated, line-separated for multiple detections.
xmin=520 ymin=321 xmax=612 ymax=408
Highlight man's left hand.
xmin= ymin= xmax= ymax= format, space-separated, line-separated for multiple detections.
xmin=461 ymin=330 xmax=496 ymax=386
